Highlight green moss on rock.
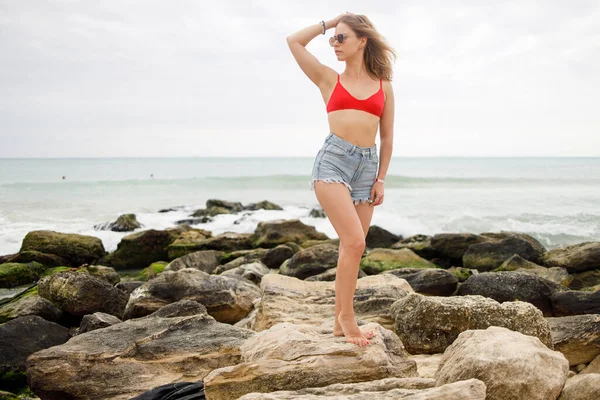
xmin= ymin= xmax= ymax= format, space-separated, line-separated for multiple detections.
xmin=0 ymin=262 xmax=45 ymax=288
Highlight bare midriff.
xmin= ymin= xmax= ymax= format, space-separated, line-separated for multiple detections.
xmin=320 ymin=80 xmax=384 ymax=148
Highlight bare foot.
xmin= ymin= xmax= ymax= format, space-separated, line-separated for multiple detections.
xmin=336 ymin=313 xmax=372 ymax=346
xmin=333 ymin=315 xmax=374 ymax=339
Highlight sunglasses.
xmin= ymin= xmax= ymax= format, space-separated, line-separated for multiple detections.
xmin=329 ymin=33 xmax=354 ymax=46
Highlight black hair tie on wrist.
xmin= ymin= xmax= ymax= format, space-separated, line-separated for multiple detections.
xmin=320 ymin=20 xmax=326 ymax=35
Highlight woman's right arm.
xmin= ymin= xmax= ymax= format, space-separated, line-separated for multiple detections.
xmin=286 ymin=17 xmax=343 ymax=88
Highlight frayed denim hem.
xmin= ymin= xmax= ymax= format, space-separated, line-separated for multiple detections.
xmin=352 ymin=196 xmax=372 ymax=206
xmin=310 ymin=178 xmax=352 ymax=192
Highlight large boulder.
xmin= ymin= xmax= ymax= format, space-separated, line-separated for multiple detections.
xmin=463 ymin=236 xmax=545 ymax=272
xmin=542 ymin=242 xmax=600 ymax=273
xmin=20 ymin=230 xmax=106 ymax=268
xmin=26 ymin=300 xmax=255 ymax=400
xmin=551 ymin=289 xmax=600 ymax=316
xmin=456 ymin=271 xmax=566 ymax=316
xmin=1 ymin=250 xmax=69 ymax=268
xmin=99 ymin=229 xmax=178 ymax=270
xmin=164 ymin=249 xmax=223 ymax=273
xmin=0 ymin=261 xmax=45 ymax=288
xmin=203 ymin=321 xmax=418 ymax=399
xmin=123 ymin=268 xmax=261 ymax=323
xmin=391 ymin=292 xmax=553 ymax=354
xmin=253 ymin=274 xmax=413 ymax=332
xmin=558 ymin=373 xmax=600 ymax=400
xmin=37 ymin=271 xmax=128 ymax=318
xmin=360 ymin=248 xmax=436 ymax=274
xmin=76 ymin=264 xmax=120 ymax=285
xmin=239 ymin=378 xmax=486 ymax=400
xmin=495 ymin=254 xmax=573 ymax=286
xmin=252 ymin=219 xmax=328 ymax=248
xmin=365 ymin=226 xmax=400 ymax=249
xmin=434 ymin=326 xmax=569 ymax=400
xmin=279 ymin=243 xmax=338 ymax=280
xmin=94 ymin=213 xmax=142 ymax=232
xmin=569 ymin=269 xmax=600 ymax=290
xmin=0 ymin=316 xmax=70 ymax=394
xmin=0 ymin=287 xmax=62 ymax=324
xmin=547 ymin=314 xmax=600 ymax=366
xmin=385 ymin=268 xmax=458 ymax=296
xmin=165 ymin=228 xmax=213 ymax=259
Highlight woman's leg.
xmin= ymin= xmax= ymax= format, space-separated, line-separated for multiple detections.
xmin=314 ymin=180 xmax=370 ymax=346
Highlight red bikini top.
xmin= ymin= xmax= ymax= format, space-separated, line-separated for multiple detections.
xmin=326 ymin=74 xmax=385 ymax=117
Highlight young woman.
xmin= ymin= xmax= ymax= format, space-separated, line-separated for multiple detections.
xmin=287 ymin=13 xmax=396 ymax=347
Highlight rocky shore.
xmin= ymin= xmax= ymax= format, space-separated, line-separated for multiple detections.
xmin=1 ymin=199 xmax=599 ymax=399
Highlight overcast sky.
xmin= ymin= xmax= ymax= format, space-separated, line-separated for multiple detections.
xmin=1 ymin=0 xmax=599 ymax=158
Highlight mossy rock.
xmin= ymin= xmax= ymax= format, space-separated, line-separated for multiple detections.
xmin=40 ymin=266 xmax=73 ymax=278
xmin=447 ymin=266 xmax=473 ymax=282
xmin=137 ymin=262 xmax=168 ymax=281
xmin=0 ymin=262 xmax=45 ymax=288
xmin=0 ymin=368 xmax=28 ymax=396
xmin=20 ymin=230 xmax=106 ymax=268
xmin=360 ymin=248 xmax=436 ymax=275
xmin=99 ymin=229 xmax=179 ymax=270
xmin=2 ymin=250 xmax=69 ymax=268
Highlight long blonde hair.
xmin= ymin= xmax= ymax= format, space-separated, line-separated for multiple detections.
xmin=339 ymin=15 xmax=397 ymax=81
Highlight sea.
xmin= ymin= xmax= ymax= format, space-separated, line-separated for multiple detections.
xmin=1 ymin=157 xmax=599 ymax=257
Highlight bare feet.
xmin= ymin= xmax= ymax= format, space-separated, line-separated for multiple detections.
xmin=335 ymin=313 xmax=372 ymax=346
xmin=333 ymin=315 xmax=375 ymax=339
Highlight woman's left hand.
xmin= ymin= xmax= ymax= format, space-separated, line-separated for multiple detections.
xmin=370 ymin=181 xmax=384 ymax=206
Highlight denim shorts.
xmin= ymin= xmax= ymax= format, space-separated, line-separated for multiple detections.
xmin=309 ymin=132 xmax=379 ymax=205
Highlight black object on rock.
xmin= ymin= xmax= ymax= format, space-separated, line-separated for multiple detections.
xmin=130 ymin=380 xmax=205 ymax=400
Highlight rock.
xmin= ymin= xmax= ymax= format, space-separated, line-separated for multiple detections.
xmin=99 ymin=229 xmax=178 ymax=270
xmin=542 ymin=242 xmax=600 ymax=273
xmin=1 ymin=316 xmax=70 ymax=393
xmin=569 ymin=269 xmax=600 ymax=290
xmin=94 ymin=213 xmax=142 ymax=232
xmin=429 ymin=233 xmax=490 ymax=267
xmin=214 ymin=248 xmax=269 ymax=274
xmin=551 ymin=290 xmax=600 ymax=316
xmin=38 ymin=271 xmax=128 ymax=318
xmin=480 ymin=231 xmax=547 ymax=254
xmin=410 ymin=353 xmax=444 ymax=379
xmin=2 ymin=250 xmax=69 ymax=268
xmin=137 ymin=261 xmax=167 ymax=281
xmin=260 ymin=244 xmax=295 ymax=269
xmin=309 ymin=207 xmax=326 ymax=218
xmin=279 ymin=243 xmax=338 ymax=280
xmin=221 ymin=261 xmax=271 ymax=285
xmin=192 ymin=206 xmax=233 ymax=217
xmin=252 ymin=219 xmax=328 ymax=248
xmin=115 ymin=281 xmax=143 ymax=296
xmin=0 ymin=261 xmax=45 ymax=288
xmin=123 ymin=268 xmax=261 ymax=323
xmin=463 ymin=236 xmax=545 ymax=272
xmin=175 ymin=216 xmax=211 ymax=225
xmin=0 ymin=287 xmax=62 ymax=324
xmin=165 ymin=250 xmax=223 ymax=273
xmin=238 ymin=378 xmax=486 ymax=400
xmin=243 ymin=200 xmax=283 ymax=211
xmin=391 ymin=292 xmax=553 ymax=354
xmin=165 ymin=228 xmax=213 ymax=259
xmin=558 ymin=373 xmax=600 ymax=400
xmin=206 ymin=199 xmax=244 ymax=212
xmin=366 ymin=226 xmax=400 ymax=249
xmin=456 ymin=271 xmax=566 ymax=316
xmin=19 ymin=230 xmax=106 ymax=268
xmin=76 ymin=264 xmax=120 ymax=285
xmin=434 ymin=326 xmax=569 ymax=400
xmin=300 ymin=238 xmax=340 ymax=248
xmin=385 ymin=268 xmax=458 ymax=296
xmin=26 ymin=300 xmax=255 ymax=400
xmin=184 ymin=232 xmax=255 ymax=252
xmin=446 ymin=266 xmax=473 ymax=282
xmin=305 ymin=267 xmax=368 ymax=282
xmin=495 ymin=254 xmax=573 ymax=286
xmin=547 ymin=314 xmax=600 ymax=366
xmin=581 ymin=353 xmax=600 ymax=374
xmin=203 ymin=322 xmax=418 ymax=399
xmin=79 ymin=312 xmax=122 ymax=333
xmin=360 ymin=248 xmax=437 ymax=275
xmin=253 ymin=274 xmax=413 ymax=332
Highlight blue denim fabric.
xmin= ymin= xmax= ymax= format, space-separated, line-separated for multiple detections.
xmin=309 ymin=132 xmax=379 ymax=205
